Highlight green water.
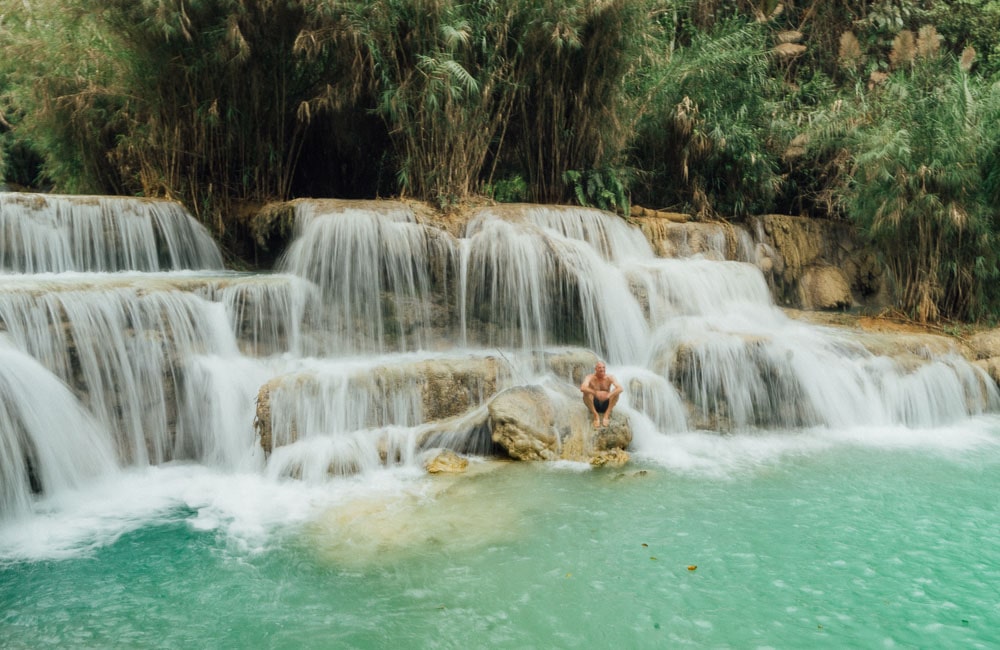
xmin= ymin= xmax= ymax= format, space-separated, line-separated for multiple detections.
xmin=3 ymin=428 xmax=999 ymax=649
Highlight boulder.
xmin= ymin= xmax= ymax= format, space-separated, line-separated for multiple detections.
xmin=488 ymin=386 xmax=559 ymax=461
xmin=255 ymin=355 xmax=508 ymax=453
xmin=798 ymin=265 xmax=853 ymax=310
xmin=423 ymin=449 xmax=470 ymax=474
xmin=487 ymin=384 xmax=631 ymax=463
xmin=967 ymin=329 xmax=1000 ymax=360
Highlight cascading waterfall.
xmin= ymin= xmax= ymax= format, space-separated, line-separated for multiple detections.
xmin=277 ymin=203 xmax=438 ymax=353
xmin=0 ymin=193 xmax=223 ymax=272
xmin=0 ymin=338 xmax=120 ymax=515
xmin=1 ymin=193 xmax=998 ymax=522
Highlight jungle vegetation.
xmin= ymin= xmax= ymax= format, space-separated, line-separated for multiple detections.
xmin=2 ymin=0 xmax=1000 ymax=322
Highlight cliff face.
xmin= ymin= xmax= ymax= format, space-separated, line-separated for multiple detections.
xmin=632 ymin=211 xmax=889 ymax=313
xmin=750 ymin=215 xmax=889 ymax=312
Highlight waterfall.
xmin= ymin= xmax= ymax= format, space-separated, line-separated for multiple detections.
xmin=0 ymin=193 xmax=223 ymax=273
xmin=1 ymin=194 xmax=998 ymax=522
xmin=277 ymin=202 xmax=438 ymax=354
xmin=0 ymin=338 xmax=119 ymax=516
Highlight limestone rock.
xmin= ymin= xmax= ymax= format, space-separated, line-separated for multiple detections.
xmin=590 ymin=449 xmax=630 ymax=468
xmin=415 ymin=356 xmax=506 ymax=421
xmin=593 ymin=418 xmax=632 ymax=452
xmin=255 ymin=355 xmax=508 ymax=454
xmin=798 ymin=265 xmax=853 ymax=310
xmin=974 ymin=358 xmax=1000 ymax=387
xmin=423 ymin=449 xmax=469 ymax=474
xmin=968 ymin=330 xmax=1000 ymax=360
xmin=489 ymin=386 xmax=560 ymax=461
xmin=487 ymin=384 xmax=632 ymax=463
xmin=637 ymin=220 xmax=732 ymax=260
xmin=542 ymin=348 xmax=599 ymax=386
xmin=752 ymin=214 xmax=887 ymax=310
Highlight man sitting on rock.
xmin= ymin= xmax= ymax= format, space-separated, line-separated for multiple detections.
xmin=580 ymin=361 xmax=623 ymax=427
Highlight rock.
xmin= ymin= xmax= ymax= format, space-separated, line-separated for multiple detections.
xmin=637 ymin=220 xmax=731 ymax=260
xmin=414 ymin=356 xmax=507 ymax=421
xmin=968 ymin=330 xmax=1000 ymax=360
xmin=752 ymin=214 xmax=888 ymax=310
xmin=255 ymin=355 xmax=508 ymax=454
xmin=590 ymin=449 xmax=630 ymax=468
xmin=542 ymin=348 xmax=599 ymax=386
xmin=489 ymin=386 xmax=560 ymax=461
xmin=487 ymin=384 xmax=632 ymax=463
xmin=593 ymin=418 xmax=632 ymax=452
xmin=798 ymin=265 xmax=853 ymax=310
xmin=423 ymin=449 xmax=469 ymax=474
xmin=974 ymin=358 xmax=1000 ymax=387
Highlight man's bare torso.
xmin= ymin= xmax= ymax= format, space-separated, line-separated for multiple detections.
xmin=584 ymin=374 xmax=614 ymax=392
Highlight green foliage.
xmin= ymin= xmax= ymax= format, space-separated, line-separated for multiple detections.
xmin=631 ymin=18 xmax=781 ymax=217
xmin=93 ymin=0 xmax=321 ymax=231
xmin=562 ymin=167 xmax=630 ymax=215
xmin=0 ymin=0 xmax=129 ymax=193
xmin=299 ymin=0 xmax=519 ymax=205
xmin=920 ymin=0 xmax=1000 ymax=78
xmin=844 ymin=51 xmax=1000 ymax=322
xmin=484 ymin=175 xmax=528 ymax=204
xmin=505 ymin=0 xmax=656 ymax=204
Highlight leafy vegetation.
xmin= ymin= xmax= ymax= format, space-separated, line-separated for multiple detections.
xmin=844 ymin=36 xmax=1000 ymax=322
xmin=2 ymin=0 xmax=1000 ymax=321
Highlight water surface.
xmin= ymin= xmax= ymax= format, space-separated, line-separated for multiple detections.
xmin=4 ymin=421 xmax=998 ymax=649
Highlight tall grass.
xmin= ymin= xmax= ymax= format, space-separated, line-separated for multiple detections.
xmin=844 ymin=40 xmax=999 ymax=322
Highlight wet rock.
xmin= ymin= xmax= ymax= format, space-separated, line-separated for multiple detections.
xmin=590 ymin=449 xmax=630 ymax=468
xmin=637 ymin=219 xmax=731 ymax=260
xmin=974 ymin=358 xmax=1000 ymax=387
xmin=487 ymin=384 xmax=632 ymax=463
xmin=423 ymin=449 xmax=470 ymax=474
xmin=593 ymin=418 xmax=632 ymax=452
xmin=416 ymin=356 xmax=507 ymax=421
xmin=488 ymin=386 xmax=559 ymax=461
xmin=542 ymin=348 xmax=599 ymax=386
xmin=255 ymin=356 xmax=509 ymax=454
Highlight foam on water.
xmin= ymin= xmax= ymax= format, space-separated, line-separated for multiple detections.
xmin=630 ymin=415 xmax=1000 ymax=479
xmin=3 ymin=414 xmax=996 ymax=568
xmin=0 ymin=459 xmax=442 ymax=563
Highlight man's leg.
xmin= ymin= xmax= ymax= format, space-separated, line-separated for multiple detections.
xmin=602 ymin=394 xmax=620 ymax=426
xmin=583 ymin=394 xmax=600 ymax=427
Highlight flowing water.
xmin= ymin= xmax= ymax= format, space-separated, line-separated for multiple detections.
xmin=1 ymin=193 xmax=998 ymax=648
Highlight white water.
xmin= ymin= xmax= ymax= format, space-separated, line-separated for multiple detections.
xmin=1 ymin=194 xmax=998 ymax=545
xmin=0 ymin=193 xmax=223 ymax=272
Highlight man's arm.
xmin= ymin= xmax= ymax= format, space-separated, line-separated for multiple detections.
xmin=580 ymin=374 xmax=596 ymax=395
xmin=607 ymin=375 xmax=623 ymax=397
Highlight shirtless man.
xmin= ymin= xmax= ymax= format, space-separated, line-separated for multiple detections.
xmin=580 ymin=361 xmax=622 ymax=427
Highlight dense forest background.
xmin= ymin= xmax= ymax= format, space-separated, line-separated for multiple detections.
xmin=2 ymin=0 xmax=1000 ymax=323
